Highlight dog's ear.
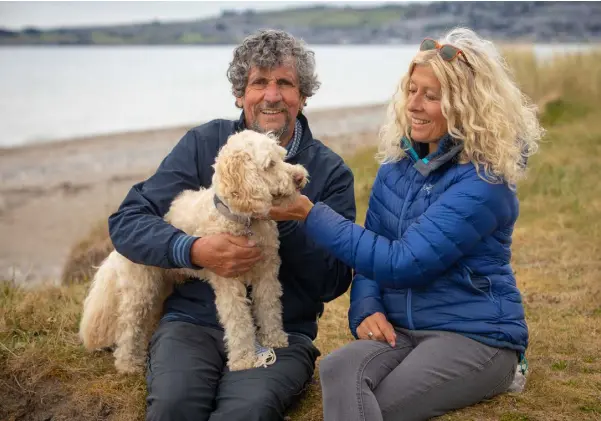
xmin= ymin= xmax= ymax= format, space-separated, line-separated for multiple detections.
xmin=213 ymin=150 xmax=271 ymax=216
xmin=255 ymin=146 xmax=276 ymax=170
xmin=252 ymin=133 xmax=283 ymax=170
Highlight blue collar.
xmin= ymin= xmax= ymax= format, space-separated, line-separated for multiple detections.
xmin=401 ymin=134 xmax=464 ymax=176
xmin=285 ymin=119 xmax=303 ymax=157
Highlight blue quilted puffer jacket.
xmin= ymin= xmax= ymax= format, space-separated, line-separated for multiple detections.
xmin=304 ymin=135 xmax=528 ymax=352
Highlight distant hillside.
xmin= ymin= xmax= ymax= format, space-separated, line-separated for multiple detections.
xmin=1 ymin=2 xmax=600 ymax=46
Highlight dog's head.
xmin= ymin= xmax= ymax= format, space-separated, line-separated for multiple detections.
xmin=212 ymin=130 xmax=309 ymax=217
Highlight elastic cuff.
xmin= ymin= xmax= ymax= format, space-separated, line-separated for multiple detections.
xmin=277 ymin=220 xmax=300 ymax=238
xmin=169 ymin=233 xmax=200 ymax=269
xmin=305 ymin=201 xmax=331 ymax=236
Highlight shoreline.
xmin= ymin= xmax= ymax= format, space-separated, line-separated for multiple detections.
xmin=0 ymin=102 xmax=387 ymax=153
xmin=0 ymin=103 xmax=387 ymax=285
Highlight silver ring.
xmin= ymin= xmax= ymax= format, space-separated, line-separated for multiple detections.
xmin=367 ymin=331 xmax=374 ymax=339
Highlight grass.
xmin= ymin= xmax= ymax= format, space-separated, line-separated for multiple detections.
xmin=262 ymin=6 xmax=406 ymax=29
xmin=0 ymin=282 xmax=147 ymax=420
xmin=2 ymin=48 xmax=601 ymax=420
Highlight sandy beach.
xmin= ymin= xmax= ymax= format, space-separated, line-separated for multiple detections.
xmin=0 ymin=103 xmax=387 ymax=285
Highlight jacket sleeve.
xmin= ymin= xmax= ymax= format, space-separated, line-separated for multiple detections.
xmin=304 ymin=170 xmax=516 ymax=290
xmin=277 ymin=162 xmax=356 ymax=302
xmin=347 ymin=196 xmax=387 ymax=337
xmin=108 ymin=130 xmax=203 ymax=269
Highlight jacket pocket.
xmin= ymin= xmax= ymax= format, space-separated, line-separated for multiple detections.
xmin=463 ymin=265 xmax=497 ymax=303
xmin=469 ymin=275 xmax=497 ymax=302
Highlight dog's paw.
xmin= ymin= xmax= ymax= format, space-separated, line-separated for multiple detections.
xmin=228 ymin=354 xmax=257 ymax=371
xmin=259 ymin=331 xmax=289 ymax=349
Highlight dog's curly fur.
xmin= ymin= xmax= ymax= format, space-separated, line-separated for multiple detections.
xmin=78 ymin=130 xmax=309 ymax=374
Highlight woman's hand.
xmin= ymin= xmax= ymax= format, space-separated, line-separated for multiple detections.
xmin=269 ymin=194 xmax=314 ymax=221
xmin=356 ymin=312 xmax=396 ymax=346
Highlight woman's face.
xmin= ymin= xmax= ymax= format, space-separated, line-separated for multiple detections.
xmin=406 ymin=64 xmax=448 ymax=147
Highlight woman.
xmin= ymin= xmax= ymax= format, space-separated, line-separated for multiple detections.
xmin=270 ymin=27 xmax=543 ymax=420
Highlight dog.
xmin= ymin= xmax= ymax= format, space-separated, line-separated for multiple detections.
xmin=78 ymin=130 xmax=309 ymax=374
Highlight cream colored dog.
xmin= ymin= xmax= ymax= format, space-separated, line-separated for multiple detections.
xmin=79 ymin=130 xmax=309 ymax=374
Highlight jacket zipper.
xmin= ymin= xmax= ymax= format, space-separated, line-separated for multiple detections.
xmin=406 ymin=289 xmax=414 ymax=330
xmin=397 ymin=168 xmax=422 ymax=331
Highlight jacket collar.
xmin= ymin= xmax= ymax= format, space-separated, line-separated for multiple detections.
xmin=401 ymin=133 xmax=464 ymax=177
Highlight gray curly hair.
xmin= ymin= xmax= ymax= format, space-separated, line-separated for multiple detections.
xmin=227 ymin=29 xmax=321 ymax=103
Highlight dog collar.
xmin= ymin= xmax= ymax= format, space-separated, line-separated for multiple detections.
xmin=213 ymin=194 xmax=253 ymax=234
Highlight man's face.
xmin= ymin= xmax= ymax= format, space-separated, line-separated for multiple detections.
xmin=237 ymin=64 xmax=305 ymax=146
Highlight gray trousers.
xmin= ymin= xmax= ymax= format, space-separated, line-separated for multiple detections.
xmin=146 ymin=321 xmax=320 ymax=421
xmin=319 ymin=328 xmax=518 ymax=421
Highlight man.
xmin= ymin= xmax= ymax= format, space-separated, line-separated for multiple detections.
xmin=108 ymin=29 xmax=356 ymax=421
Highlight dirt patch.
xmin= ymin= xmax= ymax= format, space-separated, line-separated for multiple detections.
xmin=0 ymin=375 xmax=112 ymax=421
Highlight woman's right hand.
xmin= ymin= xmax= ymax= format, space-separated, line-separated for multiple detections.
xmin=356 ymin=312 xmax=396 ymax=346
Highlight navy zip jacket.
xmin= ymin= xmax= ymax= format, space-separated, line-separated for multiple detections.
xmin=108 ymin=113 xmax=356 ymax=340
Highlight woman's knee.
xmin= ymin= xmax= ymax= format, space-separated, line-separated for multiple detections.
xmin=319 ymin=346 xmax=355 ymax=380
xmin=319 ymin=351 xmax=344 ymax=384
xmin=319 ymin=340 xmax=379 ymax=384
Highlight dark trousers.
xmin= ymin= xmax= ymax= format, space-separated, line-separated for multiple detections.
xmin=146 ymin=320 xmax=320 ymax=421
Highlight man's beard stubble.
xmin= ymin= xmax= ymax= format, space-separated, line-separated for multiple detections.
xmin=249 ymin=103 xmax=291 ymax=143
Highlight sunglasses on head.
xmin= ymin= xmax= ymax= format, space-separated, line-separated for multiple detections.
xmin=420 ymin=38 xmax=474 ymax=72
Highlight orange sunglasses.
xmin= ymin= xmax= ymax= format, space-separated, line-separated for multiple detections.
xmin=420 ymin=38 xmax=474 ymax=72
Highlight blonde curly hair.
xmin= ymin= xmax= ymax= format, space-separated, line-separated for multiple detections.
xmin=378 ymin=27 xmax=544 ymax=186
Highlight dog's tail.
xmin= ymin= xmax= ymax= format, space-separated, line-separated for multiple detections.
xmin=79 ymin=252 xmax=120 ymax=351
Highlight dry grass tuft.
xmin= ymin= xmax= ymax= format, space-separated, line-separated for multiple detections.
xmin=61 ymin=220 xmax=113 ymax=285
xmin=504 ymin=48 xmax=601 ymax=120
xmin=0 ymin=282 xmax=146 ymax=420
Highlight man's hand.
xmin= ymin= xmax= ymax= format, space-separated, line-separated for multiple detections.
xmin=269 ymin=195 xmax=314 ymax=221
xmin=356 ymin=312 xmax=396 ymax=346
xmin=190 ymin=234 xmax=262 ymax=278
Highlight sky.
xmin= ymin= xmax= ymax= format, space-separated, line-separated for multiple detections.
xmin=0 ymin=1 xmax=395 ymax=30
